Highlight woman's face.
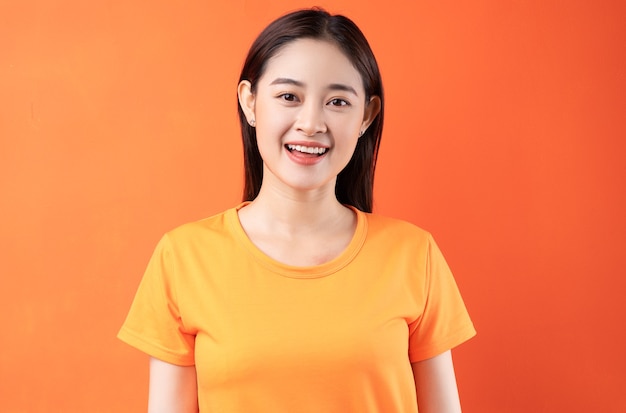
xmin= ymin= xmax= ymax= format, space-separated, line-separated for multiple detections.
xmin=239 ymin=38 xmax=379 ymax=197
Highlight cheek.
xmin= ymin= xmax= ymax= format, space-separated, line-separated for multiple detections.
xmin=331 ymin=132 xmax=361 ymax=166
xmin=255 ymin=105 xmax=291 ymax=139
xmin=328 ymin=117 xmax=361 ymax=144
xmin=254 ymin=115 xmax=292 ymax=163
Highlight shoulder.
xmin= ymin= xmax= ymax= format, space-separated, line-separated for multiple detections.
xmin=363 ymin=210 xmax=433 ymax=245
xmin=160 ymin=206 xmax=238 ymax=251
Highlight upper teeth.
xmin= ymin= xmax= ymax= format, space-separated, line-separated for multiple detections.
xmin=287 ymin=144 xmax=327 ymax=155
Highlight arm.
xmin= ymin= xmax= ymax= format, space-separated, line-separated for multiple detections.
xmin=411 ymin=350 xmax=462 ymax=413
xmin=148 ymin=357 xmax=198 ymax=413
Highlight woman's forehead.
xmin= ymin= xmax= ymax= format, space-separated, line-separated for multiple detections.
xmin=260 ymin=38 xmax=363 ymax=89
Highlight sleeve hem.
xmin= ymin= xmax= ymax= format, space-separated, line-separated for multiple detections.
xmin=409 ymin=324 xmax=477 ymax=363
xmin=117 ymin=327 xmax=195 ymax=367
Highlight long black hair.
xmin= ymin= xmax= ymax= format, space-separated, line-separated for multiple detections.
xmin=237 ymin=8 xmax=384 ymax=212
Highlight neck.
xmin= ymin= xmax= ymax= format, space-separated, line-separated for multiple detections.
xmin=240 ymin=178 xmax=355 ymax=236
xmin=260 ymin=190 xmax=346 ymax=229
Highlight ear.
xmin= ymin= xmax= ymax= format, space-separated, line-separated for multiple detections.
xmin=238 ymin=80 xmax=256 ymax=124
xmin=360 ymin=95 xmax=381 ymax=136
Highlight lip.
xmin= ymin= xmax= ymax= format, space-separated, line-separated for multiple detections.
xmin=284 ymin=141 xmax=330 ymax=166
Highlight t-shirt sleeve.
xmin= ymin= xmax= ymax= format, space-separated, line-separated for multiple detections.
xmin=117 ymin=234 xmax=195 ymax=366
xmin=408 ymin=234 xmax=476 ymax=362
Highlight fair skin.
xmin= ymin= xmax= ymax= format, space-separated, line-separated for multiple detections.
xmin=413 ymin=351 xmax=463 ymax=413
xmin=148 ymin=358 xmax=198 ymax=413
xmin=147 ymin=39 xmax=462 ymax=413
xmin=237 ymin=38 xmax=380 ymax=266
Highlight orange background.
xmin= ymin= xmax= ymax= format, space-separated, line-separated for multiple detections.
xmin=1 ymin=0 xmax=625 ymax=412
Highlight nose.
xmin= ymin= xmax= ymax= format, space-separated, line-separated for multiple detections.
xmin=295 ymin=102 xmax=327 ymax=136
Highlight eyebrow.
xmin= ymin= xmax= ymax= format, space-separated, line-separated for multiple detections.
xmin=269 ymin=77 xmax=359 ymax=96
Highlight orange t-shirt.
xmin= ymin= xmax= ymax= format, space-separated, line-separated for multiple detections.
xmin=118 ymin=204 xmax=475 ymax=412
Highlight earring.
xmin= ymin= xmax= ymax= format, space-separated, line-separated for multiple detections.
xmin=249 ymin=119 xmax=256 ymax=127
xmin=359 ymin=130 xmax=364 ymax=137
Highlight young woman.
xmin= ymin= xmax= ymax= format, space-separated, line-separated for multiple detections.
xmin=119 ymin=8 xmax=475 ymax=413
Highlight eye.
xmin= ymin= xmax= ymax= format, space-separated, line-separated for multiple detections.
xmin=328 ymin=98 xmax=349 ymax=107
xmin=279 ymin=93 xmax=298 ymax=102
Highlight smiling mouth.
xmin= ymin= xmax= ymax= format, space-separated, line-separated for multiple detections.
xmin=286 ymin=144 xmax=328 ymax=156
